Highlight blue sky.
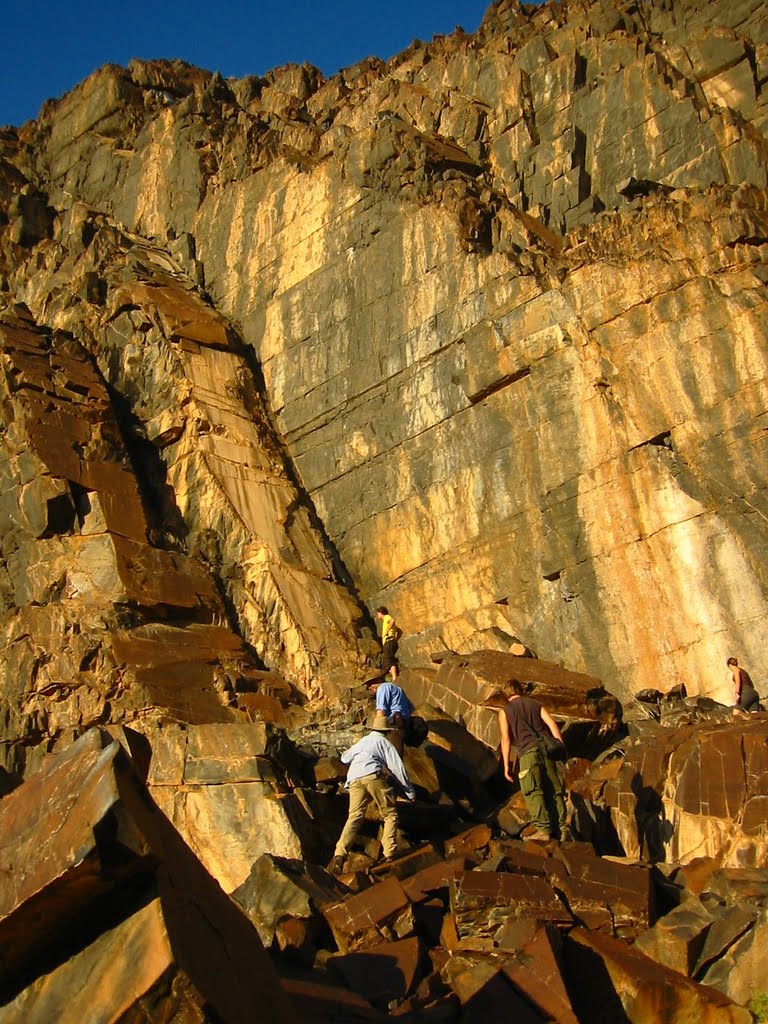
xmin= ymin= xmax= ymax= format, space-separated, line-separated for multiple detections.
xmin=2 ymin=0 xmax=493 ymax=127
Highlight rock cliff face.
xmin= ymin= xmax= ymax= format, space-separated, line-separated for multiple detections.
xmin=6 ymin=4 xmax=768 ymax=1020
xmin=1 ymin=0 xmax=768 ymax=756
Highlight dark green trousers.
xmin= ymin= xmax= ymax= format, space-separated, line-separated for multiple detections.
xmin=518 ymin=746 xmax=567 ymax=835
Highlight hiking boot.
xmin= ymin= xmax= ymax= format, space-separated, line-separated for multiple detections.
xmin=327 ymin=855 xmax=345 ymax=874
xmin=523 ymin=829 xmax=552 ymax=842
xmin=559 ymin=825 xmax=575 ymax=843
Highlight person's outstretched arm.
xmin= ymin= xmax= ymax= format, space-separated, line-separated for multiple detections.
xmin=540 ymin=707 xmax=564 ymax=743
xmin=381 ymin=740 xmax=415 ymax=800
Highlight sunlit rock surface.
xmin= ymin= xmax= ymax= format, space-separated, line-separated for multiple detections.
xmin=2 ymin=0 xmax=768 ymax=1019
xmin=2 ymin=0 xmax=766 ymax=704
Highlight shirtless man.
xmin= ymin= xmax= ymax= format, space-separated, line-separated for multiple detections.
xmin=727 ymin=656 xmax=760 ymax=712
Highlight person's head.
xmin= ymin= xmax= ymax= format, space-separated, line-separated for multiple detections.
xmin=506 ymin=677 xmax=528 ymax=698
xmin=364 ymin=676 xmax=382 ymax=694
xmin=727 ymin=657 xmax=738 ymax=667
xmin=376 ymin=606 xmax=388 ymax=619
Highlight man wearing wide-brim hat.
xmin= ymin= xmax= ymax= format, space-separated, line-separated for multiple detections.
xmin=328 ymin=711 xmax=415 ymax=874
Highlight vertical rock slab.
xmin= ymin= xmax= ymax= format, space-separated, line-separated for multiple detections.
xmin=146 ymin=722 xmax=321 ymax=893
xmin=98 ymin=261 xmax=370 ymax=697
xmin=605 ymin=718 xmax=768 ymax=865
xmin=0 ymin=305 xmax=253 ymax=775
xmin=0 ymin=0 xmax=766 ymax=705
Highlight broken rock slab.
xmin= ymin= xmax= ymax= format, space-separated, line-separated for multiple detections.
xmin=699 ymin=907 xmax=768 ymax=1008
xmin=605 ymin=717 xmax=768 ymax=866
xmin=399 ymin=855 xmax=467 ymax=902
xmin=0 ymin=727 xmax=295 ymax=1022
xmin=232 ymin=853 xmax=348 ymax=948
xmin=552 ymin=844 xmax=655 ymax=937
xmin=0 ymin=896 xmax=282 ymax=1024
xmin=416 ymin=704 xmax=500 ymax=783
xmin=146 ymin=721 xmax=320 ymax=892
xmin=323 ymin=875 xmax=415 ymax=953
xmin=401 ymin=650 xmax=617 ymax=756
xmin=693 ymin=903 xmax=758 ymax=980
xmin=565 ymin=926 xmax=752 ymax=1024
xmin=502 ymin=924 xmax=580 ymax=1024
xmin=449 ymin=870 xmax=571 ymax=945
xmin=634 ymin=897 xmax=714 ymax=975
xmin=0 ymin=728 xmax=153 ymax=991
xmin=440 ymin=950 xmax=553 ymax=1022
xmin=329 ymin=934 xmax=422 ymax=1007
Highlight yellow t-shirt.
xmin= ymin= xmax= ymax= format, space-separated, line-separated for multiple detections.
xmin=381 ymin=614 xmax=397 ymax=643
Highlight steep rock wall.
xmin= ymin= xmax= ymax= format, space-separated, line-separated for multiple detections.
xmin=1 ymin=0 xmax=768 ymax=713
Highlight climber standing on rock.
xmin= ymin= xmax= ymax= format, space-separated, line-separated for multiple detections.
xmin=727 ymin=656 xmax=761 ymax=712
xmin=498 ymin=678 xmax=570 ymax=841
xmin=376 ymin=606 xmax=401 ymax=682
xmin=329 ymin=712 xmax=415 ymax=874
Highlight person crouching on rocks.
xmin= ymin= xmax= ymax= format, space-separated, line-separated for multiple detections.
xmin=328 ymin=712 xmax=415 ymax=874
xmin=498 ymin=677 xmax=569 ymax=841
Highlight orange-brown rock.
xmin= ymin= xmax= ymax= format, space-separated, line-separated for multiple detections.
xmin=0 ymin=0 xmax=766 ymax=726
xmin=402 ymin=651 xmax=611 ymax=752
xmin=604 ymin=716 xmax=768 ymax=865
xmin=323 ymin=876 xmax=415 ymax=953
xmin=0 ymin=729 xmax=295 ymax=1022
xmin=565 ymin=927 xmax=752 ymax=1024
xmin=2 ymin=0 xmax=768 ymax=1016
xmin=449 ymin=870 xmax=572 ymax=944
xmin=329 ymin=935 xmax=422 ymax=1006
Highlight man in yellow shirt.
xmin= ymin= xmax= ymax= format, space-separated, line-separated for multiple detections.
xmin=376 ymin=606 xmax=400 ymax=682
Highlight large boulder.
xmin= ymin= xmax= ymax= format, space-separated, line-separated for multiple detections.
xmin=603 ymin=717 xmax=768 ymax=865
xmin=0 ymin=729 xmax=295 ymax=1022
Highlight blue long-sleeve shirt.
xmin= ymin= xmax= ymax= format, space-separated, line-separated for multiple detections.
xmin=375 ymin=682 xmax=413 ymax=720
xmin=341 ymin=731 xmax=415 ymax=800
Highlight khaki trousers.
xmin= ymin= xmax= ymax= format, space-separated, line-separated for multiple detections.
xmin=334 ymin=773 xmax=399 ymax=858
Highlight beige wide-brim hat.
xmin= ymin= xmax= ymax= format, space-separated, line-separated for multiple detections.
xmin=369 ymin=711 xmax=393 ymax=732
xmin=362 ymin=671 xmax=386 ymax=687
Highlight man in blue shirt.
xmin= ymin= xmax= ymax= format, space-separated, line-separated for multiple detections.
xmin=329 ymin=712 xmax=415 ymax=873
xmin=364 ymin=677 xmax=413 ymax=738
